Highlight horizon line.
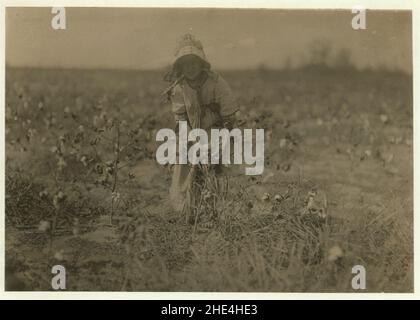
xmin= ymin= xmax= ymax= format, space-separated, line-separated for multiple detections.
xmin=5 ymin=64 xmax=411 ymax=74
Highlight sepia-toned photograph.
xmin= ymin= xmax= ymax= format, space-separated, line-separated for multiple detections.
xmin=4 ymin=7 xmax=413 ymax=292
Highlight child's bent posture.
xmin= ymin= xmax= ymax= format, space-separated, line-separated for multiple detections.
xmin=163 ymin=34 xmax=238 ymax=218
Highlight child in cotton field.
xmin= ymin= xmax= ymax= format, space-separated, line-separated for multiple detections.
xmin=163 ymin=33 xmax=238 ymax=218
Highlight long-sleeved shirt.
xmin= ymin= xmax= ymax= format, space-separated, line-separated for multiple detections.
xmin=169 ymin=70 xmax=237 ymax=131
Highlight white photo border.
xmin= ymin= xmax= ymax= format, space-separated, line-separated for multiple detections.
xmin=0 ymin=0 xmax=417 ymax=300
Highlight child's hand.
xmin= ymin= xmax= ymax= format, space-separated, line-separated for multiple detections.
xmin=223 ymin=120 xmax=233 ymax=130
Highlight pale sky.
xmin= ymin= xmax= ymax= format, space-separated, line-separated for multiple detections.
xmin=6 ymin=8 xmax=412 ymax=72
